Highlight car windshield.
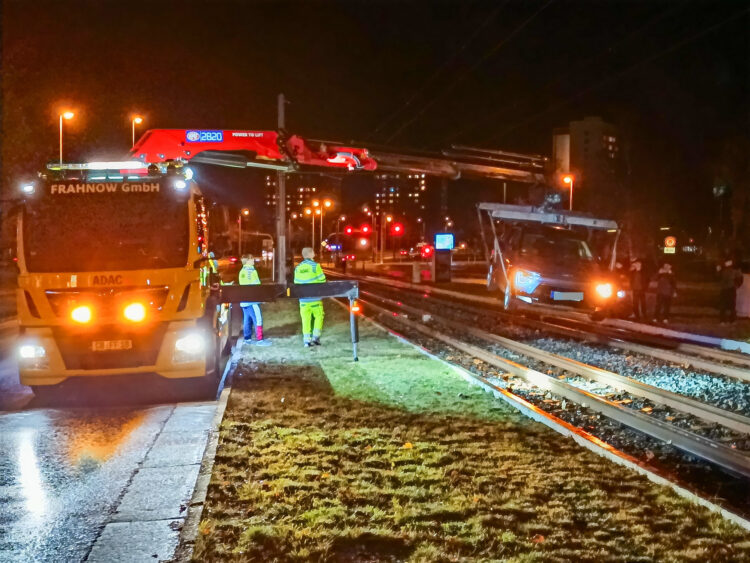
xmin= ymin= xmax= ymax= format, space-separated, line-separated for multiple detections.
xmin=24 ymin=182 xmax=189 ymax=272
xmin=520 ymin=231 xmax=594 ymax=262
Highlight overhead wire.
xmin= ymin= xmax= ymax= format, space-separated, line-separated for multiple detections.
xmin=485 ymin=5 xmax=750 ymax=144
xmin=369 ymin=1 xmax=508 ymax=140
xmin=441 ymin=2 xmax=687 ymax=146
xmin=383 ymin=0 xmax=558 ymax=144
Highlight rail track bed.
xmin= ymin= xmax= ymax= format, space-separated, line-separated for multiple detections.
xmin=340 ymin=280 xmax=750 ymax=519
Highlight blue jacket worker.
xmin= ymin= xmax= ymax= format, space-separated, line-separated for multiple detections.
xmin=239 ymin=254 xmax=271 ymax=346
xmin=294 ymin=247 xmax=327 ymax=347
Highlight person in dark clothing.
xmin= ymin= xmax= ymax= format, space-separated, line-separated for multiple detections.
xmin=717 ymin=259 xmax=743 ymax=324
xmin=653 ymin=262 xmax=677 ymax=323
xmin=629 ymin=258 xmax=648 ymax=320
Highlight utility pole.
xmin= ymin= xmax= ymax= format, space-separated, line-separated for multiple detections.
xmin=276 ymin=93 xmax=287 ymax=283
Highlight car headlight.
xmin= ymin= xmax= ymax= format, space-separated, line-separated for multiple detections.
xmin=173 ymin=331 xmax=206 ymax=364
xmin=513 ymin=269 xmax=541 ymax=294
xmin=18 ymin=343 xmax=49 ymax=369
xmin=595 ymin=283 xmax=613 ymax=299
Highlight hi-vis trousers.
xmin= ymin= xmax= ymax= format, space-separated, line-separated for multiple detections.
xmin=300 ymin=300 xmax=324 ymax=342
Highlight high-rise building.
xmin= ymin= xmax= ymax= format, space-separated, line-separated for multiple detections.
xmin=552 ymin=116 xmax=620 ymax=194
xmin=373 ymin=173 xmax=428 ymax=218
xmin=264 ymin=174 xmax=337 ymax=213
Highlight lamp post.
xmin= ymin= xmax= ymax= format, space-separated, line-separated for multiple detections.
xmin=320 ymin=199 xmax=333 ymax=249
xmin=417 ymin=217 xmax=425 ymax=241
xmin=562 ymin=174 xmax=574 ymax=211
xmin=315 ymin=208 xmax=322 ymax=248
xmin=131 ymin=115 xmax=143 ymax=147
xmin=304 ymin=207 xmax=314 ymax=248
xmin=238 ymin=208 xmax=250 ymax=256
xmin=59 ymin=111 xmax=74 ymax=166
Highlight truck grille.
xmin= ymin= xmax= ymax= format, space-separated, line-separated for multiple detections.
xmin=46 ymin=286 xmax=169 ymax=319
xmin=52 ymin=324 xmax=168 ymax=370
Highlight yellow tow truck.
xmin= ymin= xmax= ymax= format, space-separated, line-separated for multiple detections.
xmin=14 ymin=161 xmax=231 ymax=396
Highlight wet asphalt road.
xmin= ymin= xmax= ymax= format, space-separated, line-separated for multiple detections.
xmin=0 ymin=324 xmax=226 ymax=562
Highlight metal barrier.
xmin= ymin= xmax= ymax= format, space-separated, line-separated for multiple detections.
xmin=213 ymin=280 xmax=360 ymax=360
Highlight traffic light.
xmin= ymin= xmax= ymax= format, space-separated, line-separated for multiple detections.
xmin=361 ymin=224 xmax=371 ymax=234
xmin=344 ymin=226 xmax=353 ymax=235
xmin=390 ymin=222 xmax=404 ymax=236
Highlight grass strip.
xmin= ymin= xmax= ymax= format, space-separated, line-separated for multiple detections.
xmin=194 ymin=300 xmax=750 ymax=562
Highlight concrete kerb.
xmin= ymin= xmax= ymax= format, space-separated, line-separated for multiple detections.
xmin=172 ymin=354 xmax=236 ymax=562
xmin=347 ymin=300 xmax=750 ymax=533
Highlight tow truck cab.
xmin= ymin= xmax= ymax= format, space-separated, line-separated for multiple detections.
xmin=14 ymin=163 xmax=231 ymax=389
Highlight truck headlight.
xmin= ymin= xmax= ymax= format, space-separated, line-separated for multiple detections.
xmin=173 ymin=331 xmax=206 ymax=363
xmin=514 ymin=269 xmax=541 ymax=294
xmin=71 ymin=305 xmax=92 ymax=324
xmin=595 ymin=283 xmax=613 ymax=299
xmin=18 ymin=344 xmax=49 ymax=369
xmin=124 ymin=302 xmax=146 ymax=322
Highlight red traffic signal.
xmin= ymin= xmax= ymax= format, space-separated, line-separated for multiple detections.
xmin=360 ymin=224 xmax=371 ymax=234
xmin=390 ymin=222 xmax=404 ymax=236
xmin=421 ymin=245 xmax=434 ymax=258
xmin=344 ymin=226 xmax=353 ymax=235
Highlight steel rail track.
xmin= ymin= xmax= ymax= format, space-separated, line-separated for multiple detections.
xmin=357 ymin=296 xmax=750 ymax=479
xmin=362 ymin=289 xmax=750 ymax=435
xmin=338 ymin=299 xmax=750 ymax=532
xmin=330 ymin=271 xmax=750 ymax=382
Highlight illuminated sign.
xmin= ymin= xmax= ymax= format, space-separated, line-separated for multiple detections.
xmin=49 ymin=182 xmax=160 ymax=195
xmin=664 ymin=247 xmax=676 ymax=254
xmin=434 ymin=233 xmax=455 ymax=250
xmin=664 ymin=236 xmax=676 ymax=248
xmin=185 ymin=130 xmax=224 ymax=143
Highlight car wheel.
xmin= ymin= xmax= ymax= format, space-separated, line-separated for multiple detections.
xmin=503 ymin=285 xmax=517 ymax=312
xmin=487 ymin=264 xmax=498 ymax=291
xmin=590 ymin=310 xmax=606 ymax=321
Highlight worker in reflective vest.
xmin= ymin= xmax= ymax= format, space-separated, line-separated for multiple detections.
xmin=208 ymin=252 xmax=219 ymax=275
xmin=239 ymin=254 xmax=270 ymax=346
xmin=294 ymin=247 xmax=326 ymax=346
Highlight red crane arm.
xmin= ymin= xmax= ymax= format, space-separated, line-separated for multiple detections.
xmin=130 ymin=129 xmax=377 ymax=171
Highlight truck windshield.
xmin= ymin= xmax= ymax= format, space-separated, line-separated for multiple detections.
xmin=24 ymin=186 xmax=189 ymax=272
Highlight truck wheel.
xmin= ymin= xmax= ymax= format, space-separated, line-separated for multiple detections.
xmin=31 ymin=385 xmax=55 ymax=402
xmin=189 ymin=335 xmax=222 ymax=400
xmin=222 ymin=305 xmax=236 ymax=355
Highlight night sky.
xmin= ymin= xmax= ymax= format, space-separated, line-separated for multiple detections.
xmin=2 ymin=0 xmax=748 ymax=231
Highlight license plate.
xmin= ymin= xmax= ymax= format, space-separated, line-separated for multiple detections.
xmin=551 ymin=291 xmax=584 ymax=302
xmin=91 ymin=339 xmax=133 ymax=352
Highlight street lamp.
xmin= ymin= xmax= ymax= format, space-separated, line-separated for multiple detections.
xmin=315 ymin=208 xmax=322 ymax=247
xmin=319 ymin=199 xmax=334 ymax=248
xmin=562 ymin=174 xmax=574 ymax=211
xmin=238 ymin=208 xmax=250 ymax=256
xmin=59 ymin=111 xmax=74 ymax=166
xmin=304 ymin=207 xmax=315 ymax=247
xmin=131 ymin=115 xmax=143 ymax=147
